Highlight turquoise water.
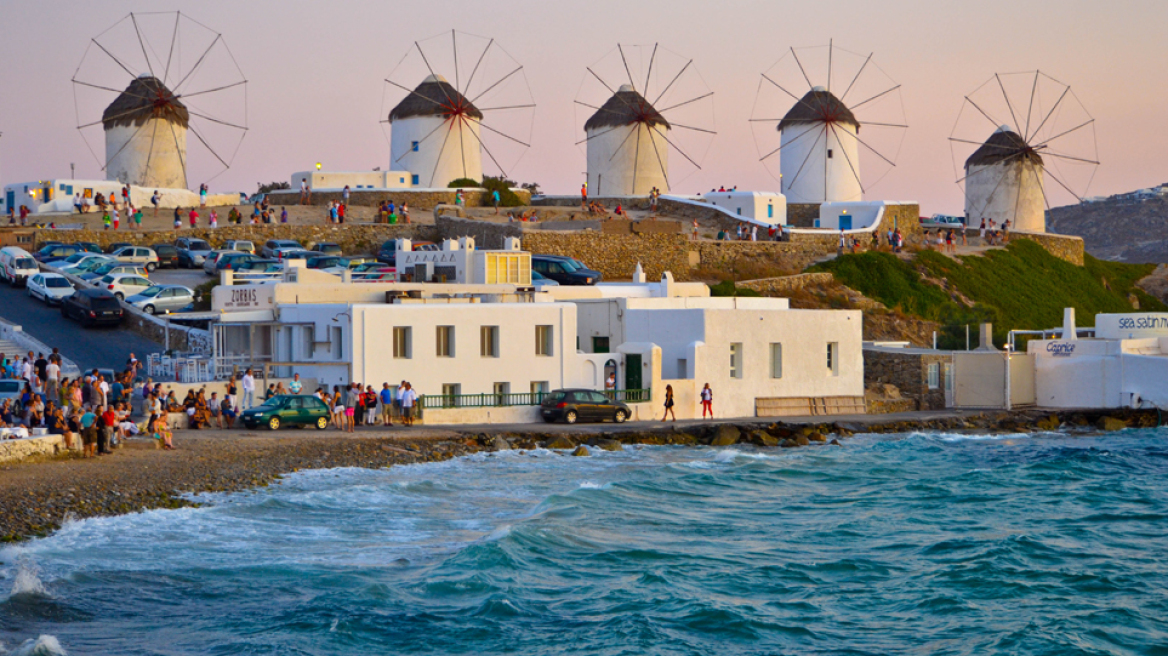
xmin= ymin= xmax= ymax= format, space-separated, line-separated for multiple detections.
xmin=2 ymin=430 xmax=1167 ymax=655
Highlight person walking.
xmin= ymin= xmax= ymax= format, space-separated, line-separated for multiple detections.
xmin=152 ymin=190 xmax=161 ymax=216
xmin=300 ymin=178 xmax=309 ymax=205
xmin=662 ymin=384 xmax=676 ymax=422
xmin=380 ymin=383 xmax=395 ymax=426
xmin=399 ymin=382 xmax=417 ymax=426
xmin=342 ymin=185 xmax=351 ymax=206
xmin=241 ymin=369 xmax=256 ymax=409
xmin=492 ymin=189 xmax=501 ymax=214
xmin=580 ymin=182 xmax=587 ymax=208
xmin=401 ymin=202 xmax=410 ymax=224
xmin=700 ymin=383 xmax=713 ymax=419
xmin=199 ymin=183 xmax=208 ymax=208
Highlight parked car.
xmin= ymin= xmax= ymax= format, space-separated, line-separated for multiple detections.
xmin=0 ymin=379 xmax=21 ymax=405
xmin=531 ymin=271 xmax=559 ymax=289
xmin=106 ymin=242 xmax=133 ymax=254
xmin=61 ymin=288 xmax=124 ymax=327
xmin=0 ymin=247 xmax=39 ymax=287
xmin=261 ymin=239 xmax=302 ymax=258
xmin=61 ymin=255 xmax=114 ymax=276
xmin=125 ymin=284 xmax=195 ymax=314
xmin=233 ymin=258 xmax=280 ymax=272
xmin=214 ymin=253 xmax=263 ymax=272
xmin=53 ymin=252 xmax=108 ymax=274
xmin=76 ymin=242 xmax=104 ymax=254
xmin=240 ymin=394 xmax=331 ymax=430
xmin=97 ymin=272 xmax=153 ymax=300
xmin=273 ymin=248 xmax=321 ymax=262
xmin=223 ymin=239 xmax=255 ymax=255
xmin=307 ymin=242 xmax=342 ymax=256
xmin=26 ymin=272 xmax=74 ymax=305
xmin=203 ymin=250 xmax=243 ymax=274
xmin=375 ymin=240 xmax=437 ymax=266
xmin=175 ymin=237 xmax=214 ymax=268
xmin=111 ymin=246 xmax=160 ymax=271
xmin=81 ymin=262 xmax=146 ymax=282
xmin=319 ymin=257 xmax=371 ymax=275
xmin=539 ymin=389 xmax=630 ymax=424
xmin=531 ymin=255 xmax=601 ymax=285
xmin=150 ymin=243 xmax=180 ymax=269
xmin=34 ymin=244 xmax=82 ymax=263
xmin=306 ymin=255 xmax=348 ymax=270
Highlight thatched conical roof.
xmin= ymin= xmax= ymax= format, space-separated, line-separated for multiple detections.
xmin=965 ymin=127 xmax=1043 ymax=168
xmin=389 ymin=75 xmax=483 ymax=122
xmin=778 ymin=88 xmax=858 ymax=131
xmin=584 ymin=85 xmax=670 ymax=132
xmin=102 ymin=75 xmax=189 ymax=130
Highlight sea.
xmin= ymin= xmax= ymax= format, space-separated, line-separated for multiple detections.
xmin=1 ymin=429 xmax=1167 ymax=655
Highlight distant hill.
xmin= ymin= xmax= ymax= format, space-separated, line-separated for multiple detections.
xmin=1047 ymin=188 xmax=1168 ymax=262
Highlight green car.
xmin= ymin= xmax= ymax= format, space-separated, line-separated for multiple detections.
xmin=241 ymin=395 xmax=331 ymax=430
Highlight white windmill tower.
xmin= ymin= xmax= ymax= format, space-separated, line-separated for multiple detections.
xmin=383 ymin=31 xmax=535 ymax=188
xmin=576 ymin=44 xmax=716 ymax=196
xmin=751 ymin=42 xmax=907 ymax=205
xmin=72 ymin=11 xmax=249 ymax=190
xmin=950 ymin=71 xmax=1099 ymax=234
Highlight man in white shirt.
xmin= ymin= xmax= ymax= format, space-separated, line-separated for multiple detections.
xmin=98 ymin=376 xmax=110 ymax=410
xmin=45 ymin=358 xmax=60 ymax=399
xmin=399 ymin=382 xmax=417 ymax=426
xmin=288 ymin=374 xmax=302 ymax=394
xmin=22 ymin=358 xmax=33 ymax=383
xmin=241 ymin=369 xmax=256 ymax=409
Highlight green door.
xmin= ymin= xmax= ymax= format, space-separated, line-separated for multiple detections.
xmin=625 ymin=354 xmax=642 ymax=391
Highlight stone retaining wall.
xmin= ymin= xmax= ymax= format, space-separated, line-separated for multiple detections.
xmin=0 ymin=435 xmax=73 ymax=464
xmin=1008 ymin=231 xmax=1085 ymax=265
xmin=435 ymin=215 xmax=523 ymax=250
xmin=268 ymin=188 xmax=530 ymax=210
xmin=737 ymin=272 xmax=835 ymax=296
xmin=533 ymin=195 xmax=650 ymax=210
xmin=787 ymin=203 xmax=820 ymax=227
xmin=864 ymin=350 xmax=953 ymax=411
xmin=34 ymin=224 xmax=440 ymax=256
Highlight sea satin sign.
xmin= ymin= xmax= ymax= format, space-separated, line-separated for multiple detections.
xmin=1096 ymin=313 xmax=1168 ymax=339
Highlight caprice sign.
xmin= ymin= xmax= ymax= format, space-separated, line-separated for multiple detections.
xmin=1046 ymin=342 xmax=1077 ymax=357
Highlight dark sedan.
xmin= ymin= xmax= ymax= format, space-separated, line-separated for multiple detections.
xmin=531 ymin=256 xmax=602 ymax=285
xmin=540 ymin=389 xmax=629 ymax=424
xmin=61 ymin=289 xmax=125 ymax=327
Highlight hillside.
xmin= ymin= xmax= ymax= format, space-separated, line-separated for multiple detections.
xmin=809 ymin=240 xmax=1167 ymax=349
xmin=1047 ymin=196 xmax=1168 ymax=262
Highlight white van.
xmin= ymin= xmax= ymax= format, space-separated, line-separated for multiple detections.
xmin=0 ymin=247 xmax=39 ymax=287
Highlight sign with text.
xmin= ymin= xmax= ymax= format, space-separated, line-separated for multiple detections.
xmin=1096 ymin=313 xmax=1168 ymax=340
xmin=214 ymin=284 xmax=275 ymax=312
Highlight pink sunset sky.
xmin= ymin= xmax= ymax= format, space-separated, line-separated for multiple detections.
xmin=0 ymin=0 xmax=1163 ymax=215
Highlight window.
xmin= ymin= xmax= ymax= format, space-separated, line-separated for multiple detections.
xmin=441 ymin=383 xmax=461 ymax=406
xmin=331 ymin=326 xmax=343 ymax=359
xmin=827 ymin=342 xmax=839 ymax=376
xmin=493 ymin=382 xmax=510 ymax=404
xmin=436 ymin=325 xmax=454 ymax=357
xmin=411 ymin=174 xmax=420 ymax=185
xmin=393 ymin=327 xmax=412 ymax=359
xmin=730 ymin=343 xmax=743 ymax=379
xmin=536 ymin=325 xmax=553 ymax=356
xmin=767 ymin=204 xmax=774 ymax=219
xmin=480 ymin=326 xmax=499 ymax=357
xmin=735 ymin=207 xmax=742 ymax=215
xmin=770 ymin=343 xmax=783 ymax=378
xmin=827 ymin=148 xmax=834 ymax=159
xmin=677 ymin=358 xmax=688 ymax=379
xmin=927 ymin=363 xmax=940 ymax=389
xmin=592 ymin=336 xmax=610 ymax=353
xmin=944 ymin=363 xmax=954 ymax=392
xmin=411 ymin=140 xmax=419 ymax=152
xmin=531 ymin=381 xmax=549 ymax=395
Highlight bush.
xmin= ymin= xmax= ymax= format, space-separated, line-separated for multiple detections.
xmin=192 ymin=279 xmax=218 ymax=312
xmin=479 ymin=176 xmax=524 ymax=207
xmin=709 ymin=280 xmax=761 ymax=297
xmin=447 ymin=177 xmax=480 ymax=188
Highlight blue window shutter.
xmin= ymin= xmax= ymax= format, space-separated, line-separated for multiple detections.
xmin=412 ymin=141 xmax=419 ymax=152
xmin=411 ymin=175 xmax=419 ymax=185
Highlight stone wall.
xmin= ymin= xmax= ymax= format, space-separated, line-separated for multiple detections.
xmin=787 ymin=203 xmax=820 ymax=227
xmin=737 ymin=272 xmax=835 ymax=296
xmin=600 ymin=219 xmax=683 ymax=235
xmin=521 ymin=232 xmax=695 ymax=281
xmin=34 ymin=224 xmax=440 ymax=256
xmin=864 ymin=349 xmax=952 ymax=411
xmin=0 ymin=435 xmax=74 ymax=464
xmin=1008 ymin=231 xmax=1085 ymax=265
xmin=533 ymin=195 xmax=650 ymax=210
xmin=435 ymin=215 xmax=523 ymax=250
xmin=268 ymin=188 xmax=530 ymax=210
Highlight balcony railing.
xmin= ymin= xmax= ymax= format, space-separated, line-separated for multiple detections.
xmin=420 ymin=389 xmax=652 ymax=409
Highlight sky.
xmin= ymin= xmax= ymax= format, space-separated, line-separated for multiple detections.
xmin=0 ymin=0 xmax=1165 ymax=215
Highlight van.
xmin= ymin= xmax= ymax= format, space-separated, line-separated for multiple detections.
xmin=0 ymin=247 xmax=39 ymax=287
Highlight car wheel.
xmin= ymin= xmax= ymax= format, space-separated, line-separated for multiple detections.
xmin=114 ymin=292 xmax=124 ymax=301
xmin=614 ymin=409 xmax=628 ymax=423
xmin=316 ymin=416 xmax=328 ymax=430
xmin=146 ymin=262 xmax=157 ymax=272
xmin=144 ymin=304 xmax=156 ymax=315
xmin=564 ymin=410 xmax=578 ymax=424
xmin=268 ymin=416 xmax=281 ymax=430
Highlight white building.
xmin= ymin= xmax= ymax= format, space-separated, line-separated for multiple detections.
xmin=103 ymin=75 xmax=188 ymax=190
xmin=208 ymin=261 xmax=864 ymax=423
xmin=779 ymin=87 xmax=862 ymax=203
xmin=290 ymin=171 xmax=414 ymax=192
xmin=585 ymin=85 xmax=670 ymax=196
xmin=1029 ymin=310 xmax=1168 ymax=409
xmin=389 ymin=75 xmax=483 ymax=188
xmin=964 ymin=125 xmax=1045 ymax=233
xmin=396 ymin=237 xmax=530 ymax=285
xmin=2 ymin=179 xmax=233 ymax=216
xmin=700 ymin=191 xmax=786 ymax=224
xmin=814 ymin=201 xmax=902 ymax=231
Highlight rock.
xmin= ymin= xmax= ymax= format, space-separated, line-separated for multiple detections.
xmin=749 ymin=431 xmax=779 ymax=447
xmin=780 ymin=439 xmax=797 ymax=448
xmin=1035 ymin=415 xmax=1060 ymax=431
xmin=829 ymin=439 xmax=841 ymax=446
xmin=670 ymin=433 xmax=698 ymax=446
xmin=595 ymin=439 xmax=623 ymax=452
xmin=544 ymin=435 xmax=577 ymax=450
xmin=711 ymin=425 xmax=740 ymax=446
xmin=807 ymin=432 xmax=827 ymax=443
xmin=794 ymin=435 xmax=811 ymax=446
xmin=1097 ymin=417 xmax=1128 ymax=432
xmin=571 ymin=445 xmax=590 ymax=457
xmin=490 ymin=436 xmax=511 ymax=451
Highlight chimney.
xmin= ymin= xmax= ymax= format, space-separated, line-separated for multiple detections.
xmin=633 ymin=262 xmax=645 ymax=283
xmin=976 ymin=323 xmax=998 ymax=351
xmin=1061 ymin=307 xmax=1077 ymax=340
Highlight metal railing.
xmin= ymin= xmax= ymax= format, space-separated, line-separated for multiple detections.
xmin=420 ymin=388 xmax=652 ymax=409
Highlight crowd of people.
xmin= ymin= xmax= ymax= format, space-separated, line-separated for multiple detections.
xmin=375 ymin=199 xmax=411 ymax=224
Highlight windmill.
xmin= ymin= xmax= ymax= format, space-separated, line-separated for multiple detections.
xmin=949 ymin=71 xmax=1099 ymax=233
xmin=750 ymin=41 xmax=907 ymax=204
xmin=381 ymin=30 xmax=535 ymax=188
xmin=574 ymin=44 xmax=715 ymax=196
xmin=71 ymin=11 xmax=248 ymax=189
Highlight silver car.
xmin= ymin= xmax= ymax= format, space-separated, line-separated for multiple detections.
xmin=203 ymin=250 xmax=242 ymax=275
xmin=125 ymin=284 xmax=195 ymax=315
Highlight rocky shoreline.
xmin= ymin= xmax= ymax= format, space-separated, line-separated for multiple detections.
xmin=0 ymin=408 xmax=1160 ymax=543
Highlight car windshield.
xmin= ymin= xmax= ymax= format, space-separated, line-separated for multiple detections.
xmin=45 ymin=278 xmax=71 ymax=288
xmin=189 ymin=241 xmax=211 ymax=250
xmin=80 ymin=259 xmax=109 ymax=271
xmin=93 ymin=263 xmax=115 ymax=274
xmin=15 ymin=258 xmax=35 ymax=269
xmin=0 ymin=381 xmax=19 ymax=393
xmin=138 ymin=286 xmax=164 ymax=298
xmin=555 ymin=259 xmax=581 ymax=272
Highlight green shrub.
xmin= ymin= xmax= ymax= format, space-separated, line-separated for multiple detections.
xmin=709 ymin=280 xmax=761 ymax=297
xmin=447 ymin=177 xmax=480 ymax=188
xmin=479 ymin=176 xmax=523 ymax=207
